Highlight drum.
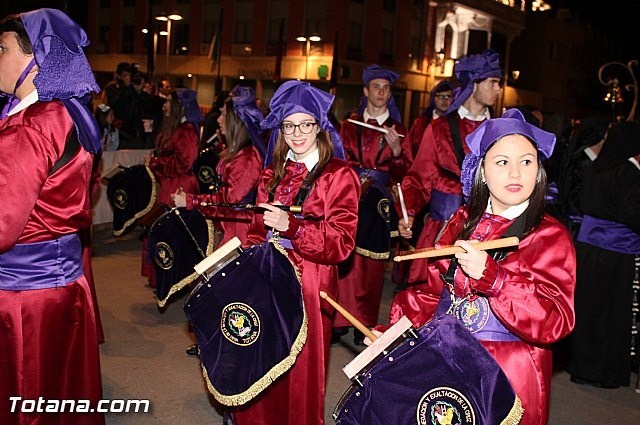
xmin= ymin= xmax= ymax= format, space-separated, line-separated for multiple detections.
xmin=334 ymin=314 xmax=523 ymax=425
xmin=184 ymin=239 xmax=306 ymax=407
xmin=106 ymin=164 xmax=157 ymax=236
xmin=355 ymin=177 xmax=399 ymax=260
xmin=148 ymin=208 xmax=221 ymax=308
xmin=194 ymin=145 xmax=222 ymax=194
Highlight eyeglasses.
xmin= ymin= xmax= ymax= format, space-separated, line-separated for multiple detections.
xmin=434 ymin=94 xmax=453 ymax=100
xmin=280 ymin=121 xmax=317 ymax=135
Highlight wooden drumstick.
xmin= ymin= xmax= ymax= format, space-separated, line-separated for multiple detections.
xmin=319 ymin=291 xmax=378 ymax=342
xmin=393 ymin=236 xmax=520 ymax=262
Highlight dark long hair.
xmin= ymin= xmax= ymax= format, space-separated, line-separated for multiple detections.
xmin=219 ymin=98 xmax=251 ymax=162
xmin=458 ymin=138 xmax=548 ymax=240
xmin=266 ymin=129 xmax=333 ymax=195
xmin=157 ymin=91 xmax=184 ymax=148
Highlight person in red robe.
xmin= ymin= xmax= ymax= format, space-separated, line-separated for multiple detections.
xmin=384 ymin=109 xmax=576 ymax=425
xmin=142 ymin=88 xmax=202 ymax=287
xmin=231 ymin=81 xmax=360 ymax=425
xmin=399 ymin=49 xmax=503 ymax=287
xmin=393 ymin=80 xmax=455 ymax=289
xmin=172 ymin=85 xmax=264 ymax=247
xmin=0 ymin=9 xmax=105 ymax=425
xmin=334 ymin=64 xmax=411 ymax=345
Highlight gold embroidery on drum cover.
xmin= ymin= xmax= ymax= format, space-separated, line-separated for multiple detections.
xmin=220 ymin=302 xmax=261 ymax=346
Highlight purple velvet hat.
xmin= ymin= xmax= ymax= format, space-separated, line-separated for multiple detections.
xmin=358 ymin=64 xmax=402 ymax=122
xmin=229 ymin=85 xmax=265 ymax=157
xmin=261 ymin=80 xmax=344 ymax=166
xmin=460 ymin=108 xmax=556 ymax=199
xmin=446 ymin=49 xmax=502 ymax=115
xmin=19 ymin=8 xmax=102 ymax=153
xmin=175 ymin=88 xmax=204 ymax=126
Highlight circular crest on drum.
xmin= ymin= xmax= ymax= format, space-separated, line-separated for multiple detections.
xmin=154 ymin=241 xmax=175 ymax=270
xmin=221 ymin=302 xmax=261 ymax=346
xmin=197 ymin=165 xmax=216 ymax=184
xmin=416 ymin=387 xmax=475 ymax=425
xmin=377 ymin=198 xmax=391 ymax=223
xmin=114 ymin=189 xmax=128 ymax=210
xmin=453 ymin=298 xmax=491 ymax=334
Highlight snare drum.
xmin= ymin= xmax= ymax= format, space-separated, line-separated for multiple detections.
xmin=184 ymin=239 xmax=306 ymax=407
xmin=148 ymin=208 xmax=221 ymax=308
xmin=334 ymin=314 xmax=523 ymax=425
xmin=106 ymin=164 xmax=157 ymax=236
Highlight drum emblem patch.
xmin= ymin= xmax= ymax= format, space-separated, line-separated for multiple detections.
xmin=416 ymin=387 xmax=475 ymax=425
xmin=377 ymin=198 xmax=391 ymax=223
xmin=114 ymin=189 xmax=128 ymax=210
xmin=197 ymin=166 xmax=215 ymax=184
xmin=453 ymin=297 xmax=490 ymax=334
xmin=154 ymin=242 xmax=174 ymax=270
xmin=221 ymin=303 xmax=260 ymax=346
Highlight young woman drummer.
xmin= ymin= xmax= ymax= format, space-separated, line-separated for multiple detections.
xmin=231 ymin=81 xmax=360 ymax=425
xmin=172 ymin=85 xmax=264 ymax=246
xmin=385 ymin=108 xmax=576 ymax=425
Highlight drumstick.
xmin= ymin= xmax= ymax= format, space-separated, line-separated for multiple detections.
xmin=319 ymin=291 xmax=378 ymax=343
xmin=393 ymin=236 xmax=520 ymax=262
xmin=198 ymin=202 xmax=302 ymax=214
xmin=173 ymin=208 xmax=207 ymax=260
xmin=347 ymin=119 xmax=406 ymax=138
xmin=396 ymin=183 xmax=409 ymax=225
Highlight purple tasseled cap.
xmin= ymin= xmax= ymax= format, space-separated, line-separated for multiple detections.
xmin=358 ymin=64 xmax=401 ymax=122
xmin=229 ymin=85 xmax=265 ymax=158
xmin=446 ymin=49 xmax=502 ymax=115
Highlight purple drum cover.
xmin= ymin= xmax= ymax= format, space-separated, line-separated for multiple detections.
xmin=334 ymin=314 xmax=523 ymax=425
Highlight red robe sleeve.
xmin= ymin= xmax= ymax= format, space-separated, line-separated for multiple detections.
xmin=401 ymin=123 xmax=438 ymax=216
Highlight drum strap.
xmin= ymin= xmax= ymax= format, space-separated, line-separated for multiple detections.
xmin=447 ymin=113 xmax=466 ymax=168
xmin=49 ymin=129 xmax=80 ymax=176
xmin=268 ymin=160 xmax=328 ymax=208
xmin=356 ymin=116 xmax=394 ymax=167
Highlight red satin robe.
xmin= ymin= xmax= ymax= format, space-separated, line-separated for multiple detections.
xmin=149 ymin=122 xmax=200 ymax=206
xmin=0 ymin=101 xmax=104 ymax=425
xmin=232 ymin=157 xmax=360 ymax=425
xmin=388 ymin=208 xmax=576 ymax=425
xmin=186 ymin=145 xmax=263 ymax=245
xmin=335 ymin=116 xmax=410 ymax=328
xmin=401 ymin=116 xmax=484 ymax=285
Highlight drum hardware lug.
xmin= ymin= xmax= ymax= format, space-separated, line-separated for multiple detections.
xmin=353 ymin=374 xmax=365 ymax=387
xmin=406 ymin=327 xmax=419 ymax=339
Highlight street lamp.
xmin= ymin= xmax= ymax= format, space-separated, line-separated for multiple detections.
xmin=296 ymin=35 xmax=322 ymax=80
xmin=156 ymin=13 xmax=183 ymax=77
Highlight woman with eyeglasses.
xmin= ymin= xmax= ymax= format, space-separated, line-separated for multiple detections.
xmin=231 ymin=81 xmax=360 ymax=425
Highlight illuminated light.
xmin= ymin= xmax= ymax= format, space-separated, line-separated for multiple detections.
xmin=239 ymin=75 xmax=245 ymax=80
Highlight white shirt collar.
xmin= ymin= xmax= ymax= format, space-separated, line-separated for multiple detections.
xmin=457 ymin=104 xmax=490 ymax=122
xmin=285 ymin=146 xmax=320 ymax=171
xmin=583 ymin=146 xmax=598 ymax=161
xmin=363 ymin=109 xmax=390 ymax=125
xmin=8 ymin=89 xmax=39 ymax=116
xmin=629 ymin=156 xmax=640 ymax=171
xmin=486 ymin=198 xmax=530 ymax=219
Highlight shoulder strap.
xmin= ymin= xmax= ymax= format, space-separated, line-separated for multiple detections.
xmin=447 ymin=113 xmax=466 ymax=168
xmin=293 ymin=160 xmax=328 ymax=207
xmin=49 ymin=129 xmax=80 ymax=176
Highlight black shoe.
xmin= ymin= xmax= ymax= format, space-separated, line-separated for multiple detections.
xmin=331 ymin=327 xmax=349 ymax=344
xmin=186 ymin=343 xmax=199 ymax=356
xmin=353 ymin=329 xmax=365 ymax=346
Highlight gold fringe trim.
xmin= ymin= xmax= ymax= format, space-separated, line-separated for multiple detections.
xmin=355 ymin=246 xmax=390 ymax=260
xmin=202 ymin=239 xmax=307 ymax=406
xmin=113 ymin=165 xmax=158 ymax=236
xmin=499 ymin=396 xmax=524 ymax=425
xmin=156 ymin=219 xmax=219 ymax=308
xmin=390 ymin=230 xmax=399 ymax=238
